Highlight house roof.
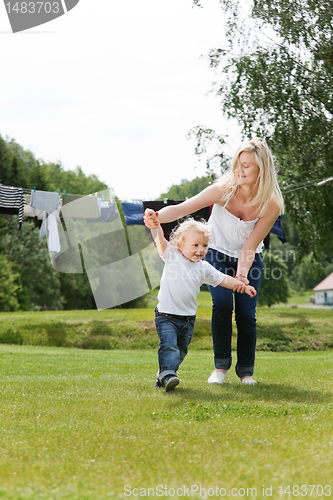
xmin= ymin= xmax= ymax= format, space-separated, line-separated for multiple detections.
xmin=313 ymin=272 xmax=333 ymax=291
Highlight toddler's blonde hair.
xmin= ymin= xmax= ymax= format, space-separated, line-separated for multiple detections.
xmin=169 ymin=218 xmax=213 ymax=250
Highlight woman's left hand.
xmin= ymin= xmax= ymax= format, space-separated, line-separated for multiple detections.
xmin=235 ymin=275 xmax=249 ymax=286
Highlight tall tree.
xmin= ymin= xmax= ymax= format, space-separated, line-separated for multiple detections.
xmin=0 ymin=135 xmax=13 ymax=185
xmin=159 ymin=176 xmax=211 ymax=200
xmin=10 ymin=155 xmax=28 ymax=188
xmin=2 ymin=218 xmax=63 ymax=310
xmin=258 ymin=252 xmax=290 ymax=307
xmin=194 ymin=0 xmax=333 ymax=256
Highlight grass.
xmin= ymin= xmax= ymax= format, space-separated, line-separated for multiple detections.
xmin=0 ymin=346 xmax=332 ymax=499
xmin=0 ymin=292 xmax=332 ymax=352
xmin=287 ymin=289 xmax=315 ymax=305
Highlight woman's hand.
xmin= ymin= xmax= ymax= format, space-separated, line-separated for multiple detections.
xmin=235 ymin=274 xmax=249 ymax=286
xmin=233 ymin=282 xmax=257 ymax=298
xmin=144 ymin=208 xmax=159 ymax=228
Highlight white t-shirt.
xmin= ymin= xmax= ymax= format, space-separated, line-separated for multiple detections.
xmin=157 ymin=242 xmax=226 ymax=316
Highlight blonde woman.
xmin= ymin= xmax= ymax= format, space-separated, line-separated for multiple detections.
xmin=145 ymin=138 xmax=284 ymax=385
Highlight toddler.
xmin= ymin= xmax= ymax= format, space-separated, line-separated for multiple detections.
xmin=145 ymin=209 xmax=256 ymax=392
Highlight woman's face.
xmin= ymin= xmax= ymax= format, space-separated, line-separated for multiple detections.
xmin=236 ymin=151 xmax=260 ymax=187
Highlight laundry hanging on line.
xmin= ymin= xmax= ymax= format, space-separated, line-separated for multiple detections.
xmin=61 ymin=195 xmax=100 ymax=219
xmin=30 ymin=189 xmax=62 ymax=215
xmin=0 ymin=183 xmax=25 ymax=228
xmin=121 ymin=202 xmax=145 ymax=226
xmin=143 ymin=200 xmax=211 ymax=240
xmin=86 ymin=202 xmax=119 ymax=223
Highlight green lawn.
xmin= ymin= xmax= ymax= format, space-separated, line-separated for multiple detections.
xmin=1 ymin=293 xmax=332 ymax=352
xmin=287 ymin=289 xmax=316 ymax=305
xmin=0 ymin=346 xmax=333 ymax=499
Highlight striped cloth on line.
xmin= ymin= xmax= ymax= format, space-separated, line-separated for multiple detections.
xmin=0 ymin=183 xmax=25 ymax=227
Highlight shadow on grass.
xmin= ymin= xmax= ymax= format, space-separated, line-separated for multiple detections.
xmin=170 ymin=382 xmax=332 ymax=405
xmin=151 ymin=383 xmax=332 ymax=421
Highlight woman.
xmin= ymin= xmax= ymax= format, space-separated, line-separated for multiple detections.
xmin=144 ymin=138 xmax=284 ymax=385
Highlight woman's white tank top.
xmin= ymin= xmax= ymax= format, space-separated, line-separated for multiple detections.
xmin=208 ymin=201 xmax=263 ymax=258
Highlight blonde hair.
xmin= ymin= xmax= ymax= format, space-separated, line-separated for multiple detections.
xmin=169 ymin=218 xmax=213 ymax=249
xmin=215 ymin=137 xmax=284 ymax=217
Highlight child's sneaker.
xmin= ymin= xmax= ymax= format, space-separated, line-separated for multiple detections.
xmin=153 ymin=370 xmax=163 ymax=389
xmin=163 ymin=375 xmax=180 ymax=392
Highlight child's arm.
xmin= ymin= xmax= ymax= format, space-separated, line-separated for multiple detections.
xmin=219 ymin=275 xmax=257 ymax=298
xmin=144 ymin=209 xmax=168 ymax=256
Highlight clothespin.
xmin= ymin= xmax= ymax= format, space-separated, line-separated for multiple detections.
xmin=102 ymin=195 xmax=105 ymax=201
xmin=58 ymin=190 xmax=61 ymax=195
xmin=163 ymin=198 xmax=168 ymax=204
xmin=64 ymin=190 xmax=67 ymax=196
xmin=33 ymin=186 xmax=36 ymax=191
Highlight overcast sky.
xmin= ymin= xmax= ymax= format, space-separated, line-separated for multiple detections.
xmin=0 ymin=0 xmax=241 ymax=201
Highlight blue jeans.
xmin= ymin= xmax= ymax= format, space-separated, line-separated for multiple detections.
xmin=155 ymin=307 xmax=195 ymax=382
xmin=205 ymin=248 xmax=263 ymax=378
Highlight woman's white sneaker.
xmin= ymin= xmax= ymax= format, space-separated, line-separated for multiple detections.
xmin=208 ymin=370 xmax=228 ymax=384
xmin=241 ymin=377 xmax=257 ymax=385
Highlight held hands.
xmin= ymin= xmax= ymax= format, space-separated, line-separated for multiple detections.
xmin=233 ymin=282 xmax=257 ymax=298
xmin=144 ymin=208 xmax=159 ymax=229
xmin=235 ymin=274 xmax=249 ymax=286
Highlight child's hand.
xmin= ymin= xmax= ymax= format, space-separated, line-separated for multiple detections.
xmin=144 ymin=208 xmax=159 ymax=228
xmin=233 ymin=282 xmax=247 ymax=294
xmin=232 ymin=282 xmax=256 ymax=298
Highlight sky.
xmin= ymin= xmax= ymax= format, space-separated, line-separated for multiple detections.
xmin=0 ymin=0 xmax=241 ymax=201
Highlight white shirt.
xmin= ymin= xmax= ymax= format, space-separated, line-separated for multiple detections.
xmin=157 ymin=242 xmax=226 ymax=316
xmin=208 ymin=203 xmax=263 ymax=258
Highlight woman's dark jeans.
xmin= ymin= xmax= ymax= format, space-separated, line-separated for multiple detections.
xmin=205 ymin=248 xmax=263 ymax=378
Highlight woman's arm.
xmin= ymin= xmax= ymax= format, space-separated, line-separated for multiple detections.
xmin=144 ymin=184 xmax=223 ymax=227
xmin=236 ymin=198 xmax=281 ymax=281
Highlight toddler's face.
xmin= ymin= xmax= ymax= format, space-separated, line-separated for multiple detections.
xmin=179 ymin=229 xmax=209 ymax=263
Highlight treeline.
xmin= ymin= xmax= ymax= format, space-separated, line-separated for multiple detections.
xmin=0 ymin=135 xmax=107 ymax=312
xmin=1 ymin=133 xmax=332 ymax=312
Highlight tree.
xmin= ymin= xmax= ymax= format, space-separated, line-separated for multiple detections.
xmin=29 ymin=160 xmax=49 ymax=192
xmin=43 ymin=163 xmax=107 ymax=195
xmin=0 ymin=255 xmax=20 ymax=312
xmin=159 ymin=176 xmax=211 ymax=200
xmin=10 ymin=155 xmax=28 ymax=188
xmin=193 ymin=0 xmax=333 ymax=256
xmin=2 ymin=218 xmax=63 ymax=310
xmin=292 ymin=252 xmax=324 ymax=290
xmin=58 ymin=273 xmax=96 ymax=310
xmin=0 ymin=135 xmax=13 ymax=185
xmin=258 ymin=252 xmax=290 ymax=307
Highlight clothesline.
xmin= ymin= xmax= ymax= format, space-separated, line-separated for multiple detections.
xmin=21 ymin=187 xmax=175 ymax=205
xmin=1 ymin=183 xmax=286 ymax=249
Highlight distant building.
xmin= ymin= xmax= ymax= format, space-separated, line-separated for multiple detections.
xmin=313 ymin=272 xmax=333 ymax=305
